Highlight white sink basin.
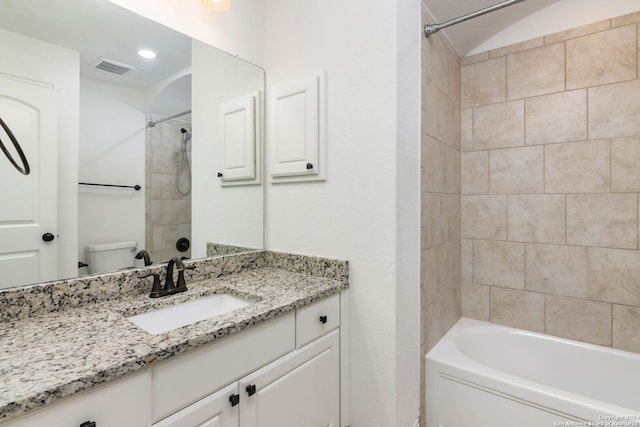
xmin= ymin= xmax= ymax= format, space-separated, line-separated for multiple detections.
xmin=128 ymin=294 xmax=251 ymax=335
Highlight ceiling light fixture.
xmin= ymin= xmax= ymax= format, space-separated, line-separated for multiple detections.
xmin=138 ymin=49 xmax=157 ymax=59
xmin=201 ymin=0 xmax=231 ymax=12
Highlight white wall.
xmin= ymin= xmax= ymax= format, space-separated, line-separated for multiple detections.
xmin=105 ymin=0 xmax=265 ymax=67
xmin=110 ymin=1 xmax=422 ymax=424
xmin=470 ymin=0 xmax=640 ymax=55
xmin=191 ymin=41 xmax=264 ymax=257
xmin=264 ymin=0 xmax=421 ymax=425
xmin=0 ymin=27 xmax=79 ymax=280
xmin=78 ymin=78 xmax=146 ymax=267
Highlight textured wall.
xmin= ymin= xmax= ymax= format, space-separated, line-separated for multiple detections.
xmin=264 ymin=0 xmax=423 ymax=424
xmin=461 ymin=11 xmax=640 ymax=353
xmin=420 ymin=4 xmax=462 ymax=425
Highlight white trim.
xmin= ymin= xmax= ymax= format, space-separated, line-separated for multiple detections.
xmin=340 ymin=290 xmax=350 ymax=427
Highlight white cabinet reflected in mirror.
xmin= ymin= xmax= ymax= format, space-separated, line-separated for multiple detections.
xmin=0 ymin=0 xmax=264 ymax=290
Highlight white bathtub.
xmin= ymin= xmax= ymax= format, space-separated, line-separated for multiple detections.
xmin=426 ymin=318 xmax=640 ymax=427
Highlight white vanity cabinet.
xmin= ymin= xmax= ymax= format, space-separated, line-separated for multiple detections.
xmin=151 ymin=313 xmax=296 ymax=422
xmin=156 ymin=331 xmax=339 ymax=427
xmin=1 ymin=371 xmax=151 ymax=427
xmin=155 ymin=294 xmax=341 ymax=427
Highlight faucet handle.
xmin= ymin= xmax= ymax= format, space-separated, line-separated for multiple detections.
xmin=138 ymin=271 xmax=159 ymax=279
xmin=139 ymin=271 xmax=163 ymax=298
xmin=175 ymin=263 xmax=195 ymax=291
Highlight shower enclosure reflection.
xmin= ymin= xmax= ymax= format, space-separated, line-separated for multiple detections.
xmin=145 ymin=109 xmax=193 ymax=264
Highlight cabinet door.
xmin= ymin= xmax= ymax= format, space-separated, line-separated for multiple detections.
xmin=269 ymin=75 xmax=318 ymax=178
xmin=239 ymin=330 xmax=339 ymax=427
xmin=153 ymin=383 xmax=239 ymax=427
xmin=219 ymin=94 xmax=256 ymax=182
xmin=3 ymin=371 xmax=151 ymax=427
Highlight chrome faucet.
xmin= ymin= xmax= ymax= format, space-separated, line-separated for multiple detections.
xmin=139 ymin=257 xmax=195 ymax=298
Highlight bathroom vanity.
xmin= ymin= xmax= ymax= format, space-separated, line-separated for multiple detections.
xmin=0 ymin=251 xmax=348 ymax=427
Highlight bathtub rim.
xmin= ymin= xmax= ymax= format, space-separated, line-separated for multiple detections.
xmin=425 ymin=318 xmax=640 ymax=427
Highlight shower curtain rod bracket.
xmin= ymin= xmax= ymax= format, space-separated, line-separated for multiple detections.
xmin=424 ymin=0 xmax=526 ymax=38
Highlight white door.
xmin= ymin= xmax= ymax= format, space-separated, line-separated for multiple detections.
xmin=239 ymin=330 xmax=340 ymax=427
xmin=0 ymin=73 xmax=57 ymax=289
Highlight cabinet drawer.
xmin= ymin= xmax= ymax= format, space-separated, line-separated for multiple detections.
xmin=295 ymin=293 xmax=340 ymax=348
xmin=2 ymin=371 xmax=151 ymax=427
xmin=152 ymin=312 xmax=295 ymax=422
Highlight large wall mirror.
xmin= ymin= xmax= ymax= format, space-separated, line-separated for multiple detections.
xmin=0 ymin=0 xmax=264 ymax=290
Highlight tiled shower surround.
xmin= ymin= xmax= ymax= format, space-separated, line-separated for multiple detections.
xmin=420 ymin=13 xmax=462 ymax=353
xmin=420 ymin=4 xmax=462 ymax=424
xmin=461 ymin=13 xmax=640 ymax=353
xmin=145 ymin=115 xmax=192 ymax=263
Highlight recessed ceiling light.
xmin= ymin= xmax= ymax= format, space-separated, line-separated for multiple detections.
xmin=138 ymin=49 xmax=157 ymax=59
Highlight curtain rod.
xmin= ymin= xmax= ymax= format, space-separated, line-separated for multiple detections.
xmin=147 ymin=110 xmax=192 ymax=128
xmin=424 ymin=0 xmax=526 ymax=38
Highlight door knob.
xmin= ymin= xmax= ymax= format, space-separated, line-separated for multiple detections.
xmin=42 ymin=233 xmax=55 ymax=242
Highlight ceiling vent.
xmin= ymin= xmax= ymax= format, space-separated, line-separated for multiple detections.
xmin=92 ymin=57 xmax=134 ymax=75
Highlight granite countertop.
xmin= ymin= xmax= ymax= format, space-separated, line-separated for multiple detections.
xmin=0 ymin=251 xmax=348 ymax=422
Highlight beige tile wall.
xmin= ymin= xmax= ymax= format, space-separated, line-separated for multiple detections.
xmin=461 ymin=12 xmax=640 ymax=353
xmin=421 ymin=9 xmax=462 ymax=353
xmin=421 ymin=4 xmax=462 ymax=425
xmin=145 ymin=115 xmax=192 ymax=264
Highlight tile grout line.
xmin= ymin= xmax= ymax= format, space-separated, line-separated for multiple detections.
xmin=488 ymin=284 xmax=492 ymax=322
xmin=504 ymin=53 xmax=509 ymax=104
xmin=523 ymin=240 xmax=527 ymax=292
xmin=543 ymin=293 xmax=547 ymax=334
xmin=542 ymin=144 xmax=546 ymax=195
xmin=563 ymin=40 xmax=567 ymax=93
xmin=609 ymin=139 xmax=612 ymax=194
xmin=565 ymin=194 xmax=568 ymax=245
xmin=505 ymin=193 xmax=509 ymax=242
xmin=586 ymin=80 xmax=590 ymax=141
xmin=610 ymin=303 xmax=614 ymax=347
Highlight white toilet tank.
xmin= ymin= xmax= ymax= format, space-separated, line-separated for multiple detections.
xmin=85 ymin=241 xmax=137 ymax=274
